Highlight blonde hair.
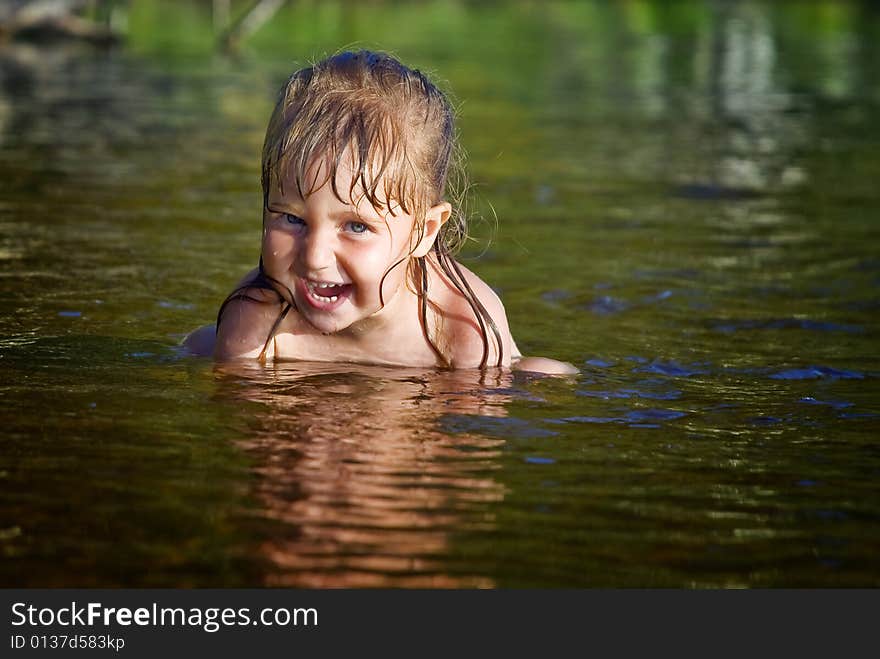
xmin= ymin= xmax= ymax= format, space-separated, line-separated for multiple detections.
xmin=218 ymin=50 xmax=502 ymax=367
xmin=261 ymin=50 xmax=467 ymax=254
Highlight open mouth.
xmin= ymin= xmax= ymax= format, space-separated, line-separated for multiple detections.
xmin=301 ymin=279 xmax=353 ymax=308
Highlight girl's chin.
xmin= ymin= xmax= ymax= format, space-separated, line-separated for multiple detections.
xmin=292 ymin=292 xmax=352 ymax=335
xmin=297 ymin=300 xmax=388 ymax=336
xmin=294 ymin=300 xmax=347 ymax=333
xmin=303 ymin=318 xmax=347 ymax=335
xmin=291 ymin=279 xmax=395 ymax=334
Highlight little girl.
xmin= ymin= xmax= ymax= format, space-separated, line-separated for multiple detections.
xmin=187 ymin=50 xmax=575 ymax=374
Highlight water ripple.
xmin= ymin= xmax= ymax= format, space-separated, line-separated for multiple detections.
xmin=560 ymin=408 xmax=687 ymax=426
xmin=798 ymin=397 xmax=854 ymax=410
xmin=633 ymin=359 xmax=710 ymax=377
xmin=577 ymin=380 xmax=682 ymax=401
xmin=439 ymin=414 xmax=559 ymax=439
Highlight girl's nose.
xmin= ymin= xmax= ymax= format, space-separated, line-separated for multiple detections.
xmin=301 ymin=227 xmax=335 ymax=271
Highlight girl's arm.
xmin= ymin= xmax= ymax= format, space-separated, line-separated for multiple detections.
xmin=448 ymin=262 xmax=578 ymax=375
xmin=214 ymin=281 xmax=283 ymax=361
xmin=512 ymin=355 xmax=580 ymax=375
xmin=182 ymin=268 xmax=280 ymax=359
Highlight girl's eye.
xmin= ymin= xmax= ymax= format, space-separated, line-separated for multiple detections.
xmin=284 ymin=213 xmax=305 ymax=226
xmin=347 ymin=221 xmax=369 ymax=234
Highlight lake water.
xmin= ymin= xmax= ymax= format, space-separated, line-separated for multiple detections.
xmin=1 ymin=0 xmax=878 ymax=587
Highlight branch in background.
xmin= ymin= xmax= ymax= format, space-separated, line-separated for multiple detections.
xmin=219 ymin=0 xmax=286 ymax=54
xmin=213 ymin=0 xmax=231 ymax=33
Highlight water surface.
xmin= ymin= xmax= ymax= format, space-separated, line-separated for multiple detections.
xmin=1 ymin=0 xmax=879 ymax=587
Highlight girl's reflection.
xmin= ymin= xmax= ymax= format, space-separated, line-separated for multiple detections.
xmin=212 ymin=362 xmax=515 ymax=587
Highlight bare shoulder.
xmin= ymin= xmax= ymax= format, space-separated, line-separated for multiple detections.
xmin=181 ymin=323 xmax=216 ymax=357
xmin=214 ymin=285 xmax=284 ymax=361
xmin=429 ymin=258 xmax=515 ymax=368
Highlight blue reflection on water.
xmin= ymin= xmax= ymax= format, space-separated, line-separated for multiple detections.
xmin=712 ymin=318 xmax=863 ymax=333
xmin=540 ymin=289 xmax=574 ymax=303
xmin=584 ymin=295 xmax=630 ymax=315
xmin=769 ymin=366 xmax=865 ymax=380
xmin=579 ymin=290 xmax=673 ymax=315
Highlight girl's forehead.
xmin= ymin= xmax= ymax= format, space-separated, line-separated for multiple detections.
xmin=278 ymin=149 xmax=409 ymax=217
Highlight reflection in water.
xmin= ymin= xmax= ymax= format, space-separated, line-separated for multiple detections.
xmin=212 ymin=362 xmax=514 ymax=587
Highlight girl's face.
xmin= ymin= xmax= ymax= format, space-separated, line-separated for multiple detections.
xmin=261 ymin=155 xmax=424 ymax=336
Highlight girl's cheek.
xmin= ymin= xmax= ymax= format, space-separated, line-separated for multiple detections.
xmin=264 ymin=227 xmax=293 ymax=250
xmin=262 ymin=229 xmax=296 ymax=265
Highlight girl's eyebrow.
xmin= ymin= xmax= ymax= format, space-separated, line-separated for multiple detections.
xmin=266 ymin=201 xmax=302 ymax=213
xmin=267 ymin=189 xmax=300 ymax=204
xmin=329 ymin=209 xmax=363 ymax=219
xmin=343 ymin=199 xmax=389 ymax=221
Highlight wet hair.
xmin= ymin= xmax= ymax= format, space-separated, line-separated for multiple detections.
xmin=216 ymin=50 xmax=503 ymax=367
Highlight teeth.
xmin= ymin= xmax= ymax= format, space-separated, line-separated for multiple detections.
xmin=306 ymin=280 xmax=341 ymax=303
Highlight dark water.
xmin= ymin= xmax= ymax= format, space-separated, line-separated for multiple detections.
xmin=1 ymin=0 xmax=879 ymax=587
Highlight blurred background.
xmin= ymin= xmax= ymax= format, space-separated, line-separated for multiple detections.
xmin=1 ymin=1 xmax=878 ymax=587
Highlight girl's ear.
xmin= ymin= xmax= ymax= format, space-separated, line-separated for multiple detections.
xmin=412 ymin=201 xmax=451 ymax=257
